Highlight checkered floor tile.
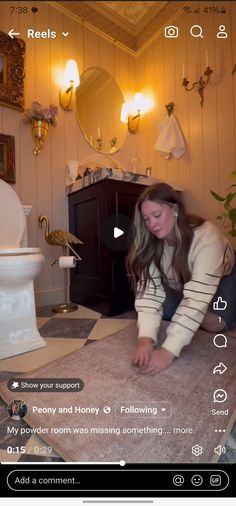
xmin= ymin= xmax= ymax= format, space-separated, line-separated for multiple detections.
xmin=0 ymin=304 xmax=136 ymax=462
xmin=0 ymin=304 xmax=235 ymax=463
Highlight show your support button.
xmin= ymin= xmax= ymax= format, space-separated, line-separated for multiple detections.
xmin=7 ymin=378 xmax=84 ymax=393
xmin=115 ymin=401 xmax=172 ymax=418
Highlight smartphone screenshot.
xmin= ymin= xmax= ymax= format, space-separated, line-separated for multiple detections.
xmin=0 ymin=0 xmax=236 ymax=501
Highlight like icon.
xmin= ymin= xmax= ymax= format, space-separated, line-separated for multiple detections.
xmin=213 ymin=296 xmax=227 ymax=310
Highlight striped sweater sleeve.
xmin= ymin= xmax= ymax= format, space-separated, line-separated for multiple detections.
xmin=135 ymin=263 xmax=166 ymax=343
xmin=162 ymin=224 xmax=233 ymax=357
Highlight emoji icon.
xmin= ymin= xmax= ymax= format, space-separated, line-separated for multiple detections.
xmin=191 ymin=474 xmax=203 ymax=486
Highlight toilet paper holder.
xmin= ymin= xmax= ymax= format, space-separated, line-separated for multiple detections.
xmin=51 ymin=241 xmax=82 ymax=266
xmin=51 ymin=244 xmax=82 ymax=314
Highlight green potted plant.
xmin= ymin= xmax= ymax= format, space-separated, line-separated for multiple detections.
xmin=210 ymin=170 xmax=236 ymax=237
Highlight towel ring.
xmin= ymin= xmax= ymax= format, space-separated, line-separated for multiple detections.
xmin=165 ymin=102 xmax=175 ymax=116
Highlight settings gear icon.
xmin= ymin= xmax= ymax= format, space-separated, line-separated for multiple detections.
xmin=192 ymin=444 xmax=203 ymax=456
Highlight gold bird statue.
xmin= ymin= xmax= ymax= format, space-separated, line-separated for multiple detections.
xmin=38 ymin=214 xmax=83 ymax=260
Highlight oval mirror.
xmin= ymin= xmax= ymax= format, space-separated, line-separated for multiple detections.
xmin=75 ymin=67 xmax=127 ymax=154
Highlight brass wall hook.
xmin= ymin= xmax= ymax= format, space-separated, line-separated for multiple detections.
xmin=165 ymin=102 xmax=175 ymax=116
xmin=182 ymin=66 xmax=213 ymax=107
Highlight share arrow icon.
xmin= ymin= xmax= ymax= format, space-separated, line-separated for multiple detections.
xmin=213 ymin=362 xmax=227 ymax=375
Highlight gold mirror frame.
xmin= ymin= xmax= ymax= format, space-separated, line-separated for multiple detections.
xmin=75 ymin=67 xmax=127 ymax=154
xmin=0 ymin=31 xmax=25 ymax=112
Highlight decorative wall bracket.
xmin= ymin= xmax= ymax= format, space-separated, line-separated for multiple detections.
xmin=31 ymin=120 xmax=49 ymax=156
xmin=182 ymin=66 xmax=213 ymax=107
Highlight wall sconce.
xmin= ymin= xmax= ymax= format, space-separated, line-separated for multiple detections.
xmin=181 ymin=63 xmax=213 ymax=107
xmin=59 ymin=59 xmax=80 ymax=111
xmin=120 ymin=92 xmax=145 ymax=134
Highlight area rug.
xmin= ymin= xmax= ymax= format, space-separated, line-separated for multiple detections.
xmin=0 ymin=322 xmax=236 ymax=464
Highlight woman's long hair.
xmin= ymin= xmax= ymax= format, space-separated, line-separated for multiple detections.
xmin=126 ymin=183 xmax=205 ymax=294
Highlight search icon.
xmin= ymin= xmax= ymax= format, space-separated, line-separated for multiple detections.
xmin=190 ymin=25 xmax=203 ymax=38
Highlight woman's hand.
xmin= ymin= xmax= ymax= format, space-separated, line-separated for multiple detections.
xmin=132 ymin=337 xmax=153 ymax=368
xmin=140 ymin=347 xmax=176 ymax=374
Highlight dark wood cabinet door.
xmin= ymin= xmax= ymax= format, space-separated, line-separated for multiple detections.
xmin=68 ymin=179 xmax=146 ymax=316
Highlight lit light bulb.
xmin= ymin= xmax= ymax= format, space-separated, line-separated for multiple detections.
xmin=65 ymin=59 xmax=80 ymax=89
xmin=120 ymin=102 xmax=128 ymax=123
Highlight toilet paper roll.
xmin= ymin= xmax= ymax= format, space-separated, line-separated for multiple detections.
xmin=58 ymin=256 xmax=76 ymax=268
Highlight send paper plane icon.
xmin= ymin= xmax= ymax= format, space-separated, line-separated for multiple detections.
xmin=114 ymin=227 xmax=124 ymax=238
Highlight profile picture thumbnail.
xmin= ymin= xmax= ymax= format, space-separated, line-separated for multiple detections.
xmin=7 ymin=400 xmax=27 ymax=420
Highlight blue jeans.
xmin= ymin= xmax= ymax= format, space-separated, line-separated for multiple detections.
xmin=162 ymin=253 xmax=236 ymax=330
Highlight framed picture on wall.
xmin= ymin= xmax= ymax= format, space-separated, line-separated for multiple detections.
xmin=0 ymin=133 xmax=16 ymax=183
xmin=0 ymin=31 xmax=25 ymax=111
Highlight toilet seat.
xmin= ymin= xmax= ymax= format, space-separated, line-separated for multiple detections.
xmin=0 ymin=179 xmax=26 ymax=247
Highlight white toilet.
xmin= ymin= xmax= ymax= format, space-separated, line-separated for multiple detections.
xmin=0 ymin=179 xmax=47 ymax=360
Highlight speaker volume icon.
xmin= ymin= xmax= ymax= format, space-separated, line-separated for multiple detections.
xmin=214 ymin=445 xmax=226 ymax=456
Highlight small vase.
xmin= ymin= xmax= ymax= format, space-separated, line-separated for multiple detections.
xmin=31 ymin=119 xmax=49 ymax=155
xmin=67 ymin=160 xmax=79 ymax=183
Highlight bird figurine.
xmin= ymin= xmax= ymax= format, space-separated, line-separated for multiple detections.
xmin=38 ymin=214 xmax=83 ymax=261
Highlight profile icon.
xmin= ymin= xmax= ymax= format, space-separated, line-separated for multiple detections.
xmin=7 ymin=400 xmax=27 ymax=420
xmin=217 ymin=25 xmax=228 ymax=38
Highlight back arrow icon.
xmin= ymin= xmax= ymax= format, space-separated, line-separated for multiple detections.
xmin=213 ymin=362 xmax=227 ymax=375
xmin=8 ymin=29 xmax=20 ymax=39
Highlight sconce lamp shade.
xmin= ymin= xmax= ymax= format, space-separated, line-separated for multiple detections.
xmin=120 ymin=93 xmax=145 ymax=134
xmin=134 ymin=92 xmax=143 ymax=111
xmin=120 ymin=102 xmax=128 ymax=124
xmin=65 ymin=59 xmax=80 ymax=88
xmin=60 ymin=59 xmax=80 ymax=111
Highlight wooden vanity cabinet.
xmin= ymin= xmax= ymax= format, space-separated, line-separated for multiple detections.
xmin=68 ymin=179 xmax=147 ymax=316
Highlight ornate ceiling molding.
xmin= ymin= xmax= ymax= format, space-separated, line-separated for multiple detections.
xmin=52 ymin=1 xmax=188 ymax=55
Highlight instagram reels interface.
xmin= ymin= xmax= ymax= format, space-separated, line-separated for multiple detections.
xmin=0 ymin=0 xmax=236 ymax=503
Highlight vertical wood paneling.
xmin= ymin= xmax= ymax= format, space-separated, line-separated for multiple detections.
xmin=19 ymin=7 xmax=37 ymax=249
xmin=50 ymin=5 xmax=66 ymax=291
xmin=174 ymin=10 xmax=191 ymax=209
xmin=1 ymin=0 xmax=236 ymax=305
xmin=231 ymin=1 xmax=236 ymax=166
xmin=153 ymin=37 xmax=167 ymax=181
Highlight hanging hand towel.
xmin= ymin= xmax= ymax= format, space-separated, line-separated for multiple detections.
xmin=154 ymin=114 xmax=185 ymax=159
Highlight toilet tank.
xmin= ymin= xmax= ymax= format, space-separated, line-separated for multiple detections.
xmin=21 ymin=205 xmax=32 ymax=247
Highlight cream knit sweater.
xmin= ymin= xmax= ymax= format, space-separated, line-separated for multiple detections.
xmin=135 ymin=221 xmax=235 ymax=357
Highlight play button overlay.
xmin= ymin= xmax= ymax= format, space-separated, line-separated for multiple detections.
xmin=114 ymin=226 xmax=124 ymax=239
xmin=101 ymin=214 xmax=136 ymax=251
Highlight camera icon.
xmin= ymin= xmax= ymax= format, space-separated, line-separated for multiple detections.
xmin=164 ymin=25 xmax=179 ymax=38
